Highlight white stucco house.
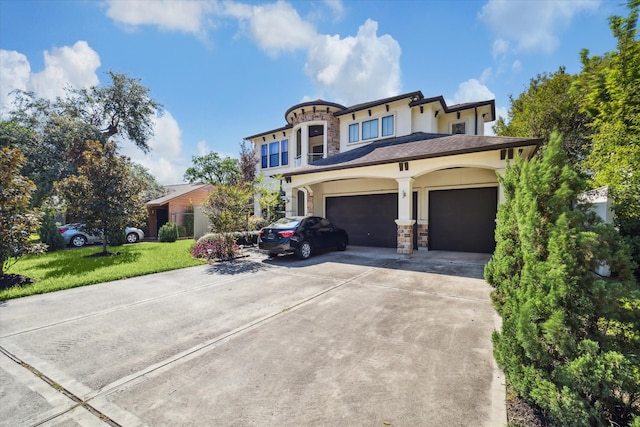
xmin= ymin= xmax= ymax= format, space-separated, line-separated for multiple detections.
xmin=245 ymin=91 xmax=541 ymax=255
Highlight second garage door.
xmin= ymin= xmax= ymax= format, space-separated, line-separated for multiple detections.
xmin=428 ymin=187 xmax=497 ymax=253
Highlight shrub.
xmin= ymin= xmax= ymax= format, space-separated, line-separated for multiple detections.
xmin=247 ymin=215 xmax=268 ymax=231
xmin=158 ymin=222 xmax=178 ymax=242
xmin=485 ymin=134 xmax=640 ymax=426
xmin=191 ymin=233 xmax=239 ymax=261
xmin=177 ymin=225 xmax=187 ymax=238
xmin=106 ymin=229 xmax=126 ymax=246
xmin=38 ymin=209 xmax=65 ymax=251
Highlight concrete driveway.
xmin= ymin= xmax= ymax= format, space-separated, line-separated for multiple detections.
xmin=0 ymin=248 xmax=505 ymax=427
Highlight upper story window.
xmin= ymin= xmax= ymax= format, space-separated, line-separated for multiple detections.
xmin=281 ymin=139 xmax=288 ymax=166
xmin=452 ymin=122 xmax=466 ymax=134
xmin=382 ymin=115 xmax=394 ymax=136
xmin=261 ymin=139 xmax=289 ymax=169
xmin=269 ymin=141 xmax=280 ymax=167
xmin=261 ymin=144 xmax=268 ymax=168
xmin=349 ymin=123 xmax=359 ymax=143
xmin=362 ymin=119 xmax=379 ymax=140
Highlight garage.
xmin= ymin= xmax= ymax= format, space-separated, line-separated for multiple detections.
xmin=326 ymin=193 xmax=398 ymax=247
xmin=428 ymin=187 xmax=497 ymax=253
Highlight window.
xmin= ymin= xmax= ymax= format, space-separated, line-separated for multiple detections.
xmin=382 ymin=115 xmax=394 ymax=136
xmin=281 ymin=139 xmax=288 ymax=166
xmin=261 ymin=144 xmax=268 ymax=168
xmin=452 ymin=122 xmax=466 ymax=134
xmin=349 ymin=123 xmax=359 ymax=143
xmin=362 ymin=119 xmax=378 ymax=140
xmin=269 ymin=141 xmax=279 ymax=167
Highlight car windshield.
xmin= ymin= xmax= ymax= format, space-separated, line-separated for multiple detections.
xmin=268 ymin=217 xmax=302 ymax=229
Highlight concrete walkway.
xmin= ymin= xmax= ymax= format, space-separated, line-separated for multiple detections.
xmin=0 ymin=247 xmax=504 ymax=427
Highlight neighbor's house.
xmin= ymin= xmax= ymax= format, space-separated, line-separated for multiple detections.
xmin=145 ymin=183 xmax=214 ymax=239
xmin=244 ymin=91 xmax=542 ymax=255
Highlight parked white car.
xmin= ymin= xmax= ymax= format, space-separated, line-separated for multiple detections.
xmin=57 ymin=223 xmax=144 ymax=247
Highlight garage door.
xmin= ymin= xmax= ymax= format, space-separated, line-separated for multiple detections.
xmin=428 ymin=187 xmax=497 ymax=253
xmin=326 ymin=194 xmax=398 ymax=247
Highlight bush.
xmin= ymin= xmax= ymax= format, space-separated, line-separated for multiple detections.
xmin=485 ymin=134 xmax=640 ymax=426
xmin=191 ymin=233 xmax=239 ymax=261
xmin=106 ymin=229 xmax=126 ymax=246
xmin=198 ymin=231 xmax=259 ymax=247
xmin=177 ymin=225 xmax=187 ymax=238
xmin=247 ymin=215 xmax=268 ymax=231
xmin=158 ymin=222 xmax=178 ymax=242
xmin=38 ymin=209 xmax=65 ymax=251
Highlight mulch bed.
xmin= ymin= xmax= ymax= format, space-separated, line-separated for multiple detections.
xmin=506 ymin=385 xmax=550 ymax=427
xmin=0 ymin=274 xmax=34 ymax=292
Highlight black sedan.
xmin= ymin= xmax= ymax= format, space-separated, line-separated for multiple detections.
xmin=258 ymin=216 xmax=349 ymax=259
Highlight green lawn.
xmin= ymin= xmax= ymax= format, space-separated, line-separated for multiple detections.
xmin=1 ymin=240 xmax=205 ymax=300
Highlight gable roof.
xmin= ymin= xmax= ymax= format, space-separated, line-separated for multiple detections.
xmin=145 ymin=183 xmax=213 ymax=207
xmin=283 ymin=132 xmax=541 ymax=177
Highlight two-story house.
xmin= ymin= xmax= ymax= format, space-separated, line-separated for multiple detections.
xmin=245 ymin=91 xmax=541 ymax=255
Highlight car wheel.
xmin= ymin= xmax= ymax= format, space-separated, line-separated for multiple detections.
xmin=126 ymin=232 xmax=139 ymax=243
xmin=70 ymin=235 xmax=87 ymax=247
xmin=268 ymin=252 xmax=278 ymax=258
xmin=296 ymin=240 xmax=312 ymax=260
xmin=337 ymin=239 xmax=347 ymax=251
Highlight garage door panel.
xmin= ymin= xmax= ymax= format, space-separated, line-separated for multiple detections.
xmin=429 ymin=187 xmax=497 ymax=253
xmin=326 ymin=194 xmax=397 ymax=248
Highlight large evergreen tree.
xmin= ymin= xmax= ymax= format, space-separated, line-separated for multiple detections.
xmin=486 ymin=134 xmax=640 ymax=426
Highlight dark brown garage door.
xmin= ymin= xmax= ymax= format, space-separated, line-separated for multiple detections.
xmin=326 ymin=193 xmax=398 ymax=247
xmin=428 ymin=187 xmax=497 ymax=253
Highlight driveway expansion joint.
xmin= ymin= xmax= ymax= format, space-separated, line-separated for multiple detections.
xmin=0 ymin=345 xmax=122 ymax=426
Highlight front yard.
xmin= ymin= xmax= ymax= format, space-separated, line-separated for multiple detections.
xmin=1 ymin=240 xmax=204 ymax=300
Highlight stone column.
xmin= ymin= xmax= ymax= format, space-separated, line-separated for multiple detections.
xmin=417 ymin=222 xmax=428 ymax=248
xmin=395 ymin=220 xmax=415 ymax=255
xmin=305 ymin=187 xmax=314 ymax=216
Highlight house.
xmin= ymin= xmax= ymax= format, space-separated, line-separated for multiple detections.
xmin=245 ymin=91 xmax=541 ymax=255
xmin=145 ymin=183 xmax=214 ymax=239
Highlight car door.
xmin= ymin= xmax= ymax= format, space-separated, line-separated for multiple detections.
xmin=317 ymin=218 xmax=337 ymax=249
xmin=304 ymin=217 xmax=324 ymax=248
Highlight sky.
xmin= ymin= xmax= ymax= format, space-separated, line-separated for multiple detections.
xmin=0 ymin=0 xmax=628 ymax=185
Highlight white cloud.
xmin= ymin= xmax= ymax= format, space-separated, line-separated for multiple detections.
xmin=479 ymin=0 xmax=600 ymax=54
xmin=492 ymin=38 xmax=509 ymax=58
xmin=511 ymin=59 xmax=522 ymax=74
xmin=0 ymin=42 xmax=100 ymax=116
xmin=323 ymin=0 xmax=345 ymax=20
xmin=124 ymin=110 xmax=187 ymax=185
xmin=0 ymin=50 xmax=30 ymax=114
xmin=30 ymin=41 xmax=101 ymax=100
xmin=305 ymin=19 xmax=401 ymax=105
xmin=448 ymin=78 xmax=496 ymax=105
xmin=196 ymin=140 xmax=211 ymax=156
xmin=224 ymin=1 xmax=317 ymax=56
xmin=105 ymin=0 xmax=215 ymax=35
xmin=480 ymin=67 xmax=492 ymax=84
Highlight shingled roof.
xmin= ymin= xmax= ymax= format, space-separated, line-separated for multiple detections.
xmin=283 ymin=132 xmax=541 ymax=177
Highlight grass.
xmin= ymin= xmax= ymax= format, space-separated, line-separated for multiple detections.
xmin=1 ymin=240 xmax=205 ymax=300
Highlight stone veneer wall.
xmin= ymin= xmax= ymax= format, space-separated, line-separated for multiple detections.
xmin=306 ymin=193 xmax=314 ymax=216
xmin=291 ymin=111 xmax=340 ymax=157
xmin=397 ymin=224 xmax=414 ymax=255
xmin=417 ymin=223 xmax=428 ymax=248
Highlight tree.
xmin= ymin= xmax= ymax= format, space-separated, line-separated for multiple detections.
xmin=55 ymin=141 xmax=144 ymax=255
xmin=578 ymin=0 xmax=640 ymax=242
xmin=0 ymin=147 xmax=46 ymax=274
xmin=184 ymin=152 xmax=241 ymax=185
xmin=128 ymin=162 xmax=166 ymax=203
xmin=202 ymin=184 xmax=253 ymax=233
xmin=255 ymin=174 xmax=285 ymax=221
xmin=493 ymin=67 xmax=591 ymax=164
xmin=4 ymin=71 xmax=160 ymax=206
xmin=486 ymin=134 xmax=640 ymax=426
xmin=239 ymin=140 xmax=258 ymax=184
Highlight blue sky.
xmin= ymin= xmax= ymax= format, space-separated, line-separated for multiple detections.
xmin=0 ymin=0 xmax=626 ymax=184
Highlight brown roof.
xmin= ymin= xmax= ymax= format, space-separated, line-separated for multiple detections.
xmin=283 ymin=132 xmax=541 ymax=177
xmin=145 ymin=183 xmax=213 ymax=206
